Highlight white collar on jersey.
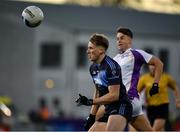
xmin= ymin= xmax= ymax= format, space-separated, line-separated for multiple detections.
xmin=118 ymin=48 xmax=132 ymax=55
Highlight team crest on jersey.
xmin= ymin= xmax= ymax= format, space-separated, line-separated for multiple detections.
xmin=112 ymin=70 xmax=116 ymax=75
xmin=92 ymin=71 xmax=97 ymax=75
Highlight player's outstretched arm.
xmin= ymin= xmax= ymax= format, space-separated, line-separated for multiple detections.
xmin=75 ymin=85 xmax=120 ymax=106
xmin=148 ymin=56 xmax=163 ymax=84
xmin=148 ymin=56 xmax=163 ymax=96
xmin=93 ymin=85 xmax=119 ymax=105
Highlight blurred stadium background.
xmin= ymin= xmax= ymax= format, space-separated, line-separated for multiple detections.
xmin=0 ymin=0 xmax=180 ymax=131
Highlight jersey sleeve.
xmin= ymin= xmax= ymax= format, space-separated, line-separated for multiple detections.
xmin=136 ymin=49 xmax=153 ymax=63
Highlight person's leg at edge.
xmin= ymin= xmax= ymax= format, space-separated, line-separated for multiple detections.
xmin=88 ymin=121 xmax=106 ymax=131
xmin=128 ymin=124 xmax=137 ymax=131
xmin=96 ymin=105 xmax=105 ymax=121
xmin=106 ymin=115 xmax=127 ymax=131
xmin=131 ymin=114 xmax=153 ymax=131
xmin=153 ymin=118 xmax=166 ymax=131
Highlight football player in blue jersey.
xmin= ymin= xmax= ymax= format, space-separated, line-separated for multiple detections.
xmin=76 ymin=33 xmax=132 ymax=131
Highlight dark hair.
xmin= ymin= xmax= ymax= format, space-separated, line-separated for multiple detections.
xmin=116 ymin=27 xmax=133 ymax=38
xmin=89 ymin=33 xmax=109 ymax=51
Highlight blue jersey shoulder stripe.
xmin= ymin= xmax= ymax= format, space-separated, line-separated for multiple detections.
xmin=105 ymin=57 xmax=116 ymax=70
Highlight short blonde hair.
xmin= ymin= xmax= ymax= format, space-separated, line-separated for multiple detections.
xmin=89 ymin=33 xmax=109 ymax=51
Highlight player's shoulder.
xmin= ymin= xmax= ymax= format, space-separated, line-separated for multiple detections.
xmin=105 ymin=56 xmax=119 ymax=69
xmin=162 ymin=73 xmax=173 ymax=79
xmin=113 ymin=54 xmax=119 ymax=59
xmin=141 ymin=73 xmax=149 ymax=77
xmin=140 ymin=73 xmax=150 ymax=79
xmin=105 ymin=56 xmax=118 ymax=64
xmin=131 ymin=48 xmax=153 ymax=62
xmin=131 ymin=48 xmax=148 ymax=54
xmin=127 ymin=48 xmax=151 ymax=58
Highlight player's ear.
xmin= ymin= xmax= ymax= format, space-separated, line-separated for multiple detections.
xmin=99 ymin=46 xmax=105 ymax=54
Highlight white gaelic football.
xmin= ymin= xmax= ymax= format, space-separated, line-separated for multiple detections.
xmin=22 ymin=6 xmax=44 ymax=28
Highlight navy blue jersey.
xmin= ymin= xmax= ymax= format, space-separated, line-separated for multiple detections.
xmin=89 ymin=55 xmax=129 ymax=111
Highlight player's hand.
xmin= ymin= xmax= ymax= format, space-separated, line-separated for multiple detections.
xmin=76 ymin=94 xmax=93 ymax=106
xmin=84 ymin=114 xmax=95 ymax=131
xmin=149 ymin=83 xmax=159 ymax=96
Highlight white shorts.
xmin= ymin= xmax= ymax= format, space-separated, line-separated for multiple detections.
xmin=131 ymin=97 xmax=144 ymax=117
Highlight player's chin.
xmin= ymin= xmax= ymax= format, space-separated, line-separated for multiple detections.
xmin=89 ymin=58 xmax=94 ymax=62
xmin=87 ymin=55 xmax=91 ymax=59
xmin=88 ymin=56 xmax=92 ymax=60
xmin=119 ymin=44 xmax=124 ymax=48
xmin=118 ymin=46 xmax=125 ymax=52
xmin=117 ymin=45 xmax=121 ymax=49
xmin=89 ymin=57 xmax=95 ymax=62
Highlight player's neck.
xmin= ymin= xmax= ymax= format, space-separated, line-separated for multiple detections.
xmin=119 ymin=48 xmax=129 ymax=54
xmin=96 ymin=54 xmax=106 ymax=64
